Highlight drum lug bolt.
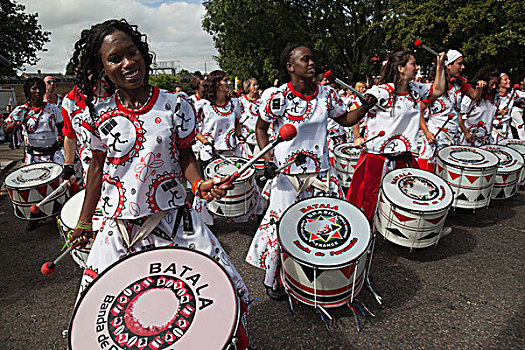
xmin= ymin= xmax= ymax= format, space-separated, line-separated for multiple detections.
xmin=237 ymin=289 xmax=245 ymax=297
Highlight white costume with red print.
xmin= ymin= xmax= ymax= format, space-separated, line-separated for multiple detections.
xmin=77 ymin=87 xmax=248 ymax=301
xmin=347 ymin=82 xmax=432 ymax=223
xmin=459 ymin=95 xmax=499 ymax=146
xmin=44 ymin=94 xmax=63 ymax=107
xmin=239 ymin=94 xmax=260 ymax=135
xmin=246 ymin=82 xmax=347 ymax=289
xmin=327 ymin=117 xmax=350 ymax=166
xmin=494 ymin=90 xmax=525 ymax=142
xmin=189 ymin=94 xmax=203 ymax=132
xmin=6 ymin=102 xmax=64 ymax=164
xmin=418 ymin=81 xmax=470 ymax=170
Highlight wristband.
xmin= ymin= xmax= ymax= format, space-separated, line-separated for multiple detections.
xmin=191 ymin=179 xmax=205 ymax=198
xmin=75 ymin=220 xmax=93 ymax=230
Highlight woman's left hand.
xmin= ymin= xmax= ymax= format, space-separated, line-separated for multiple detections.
xmin=199 ymin=176 xmax=234 ymax=201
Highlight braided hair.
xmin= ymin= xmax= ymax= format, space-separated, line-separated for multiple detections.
xmin=380 ymin=51 xmax=418 ymax=115
xmin=202 ymin=70 xmax=227 ymax=104
xmin=277 ymin=45 xmax=303 ymax=85
xmin=69 ymin=19 xmax=154 ymax=118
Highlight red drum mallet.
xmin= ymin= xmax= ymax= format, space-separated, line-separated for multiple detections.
xmin=30 ymin=178 xmax=80 ymax=214
xmin=433 ymin=114 xmax=455 ymax=139
xmin=504 ymin=84 xmax=521 ymax=109
xmin=41 ymin=236 xmax=88 ymax=275
xmin=324 ymin=71 xmax=387 ymax=112
xmin=414 ymin=40 xmax=440 ymax=56
xmin=361 ymin=130 xmax=385 ymax=146
xmin=219 ymin=124 xmax=297 ymax=189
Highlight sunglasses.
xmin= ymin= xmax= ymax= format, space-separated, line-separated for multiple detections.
xmin=46 ymin=80 xmax=56 ymax=84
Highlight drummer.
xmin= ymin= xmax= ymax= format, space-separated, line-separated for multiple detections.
xmin=347 ymin=50 xmax=447 ymax=225
xmin=5 ymin=78 xmax=64 ymax=166
xmin=459 ymin=66 xmax=501 ymax=146
xmin=246 ymin=45 xmax=375 ymax=300
xmin=68 ymin=19 xmax=250 ymax=306
xmin=418 ymin=50 xmax=485 ymax=171
xmin=239 ymin=78 xmax=260 ymax=138
xmin=493 ymin=73 xmax=525 ymax=142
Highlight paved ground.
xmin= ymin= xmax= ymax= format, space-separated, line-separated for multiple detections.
xmin=0 ymin=147 xmax=523 ymax=349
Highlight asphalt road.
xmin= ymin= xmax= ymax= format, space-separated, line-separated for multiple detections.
xmin=0 ymin=171 xmax=523 ymax=349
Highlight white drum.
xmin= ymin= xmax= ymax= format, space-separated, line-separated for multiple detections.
xmin=278 ymin=197 xmax=371 ymax=308
xmin=69 ymin=247 xmax=249 ymax=350
xmin=334 ymin=144 xmax=361 ymax=187
xmin=244 ymin=133 xmax=265 ymax=170
xmin=4 ymin=162 xmax=68 ymax=220
xmin=374 ymin=168 xmax=454 ymax=249
xmin=436 ymin=146 xmax=499 ymax=209
xmin=58 ymin=189 xmax=103 ymax=268
xmin=204 ymin=157 xmax=257 ymax=217
xmin=498 ymin=139 xmax=525 ymax=186
xmin=481 ymin=145 xmax=524 ymax=199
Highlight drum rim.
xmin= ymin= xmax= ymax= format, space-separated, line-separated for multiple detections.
xmin=5 ymin=162 xmax=64 ymax=190
xmin=380 ymin=168 xmax=454 ymax=213
xmin=334 ymin=143 xmax=361 ymax=158
xmin=437 ymin=146 xmax=500 ymax=170
xmin=59 ymin=189 xmax=86 ymax=229
xmin=205 ymin=156 xmax=255 ymax=182
xmin=480 ymin=144 xmax=525 ymax=174
xmin=277 ymin=196 xmax=371 ymax=269
xmin=68 ymin=246 xmax=241 ymax=349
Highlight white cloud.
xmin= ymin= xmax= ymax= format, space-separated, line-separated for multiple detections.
xmin=16 ymin=0 xmax=220 ymax=74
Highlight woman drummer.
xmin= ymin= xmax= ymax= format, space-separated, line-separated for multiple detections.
xmin=68 ymin=19 xmax=249 ymax=304
xmin=494 ymin=73 xmax=525 ymax=142
xmin=347 ymin=50 xmax=447 ymax=224
xmin=245 ymin=45 xmax=375 ymax=300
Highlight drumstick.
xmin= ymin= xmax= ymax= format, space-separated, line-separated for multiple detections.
xmin=362 ymin=130 xmax=385 ymax=146
xmin=260 ymin=153 xmax=307 ymax=181
xmin=504 ymin=84 xmax=521 ymax=109
xmin=433 ymin=114 xmax=455 ymax=139
xmin=470 ymin=121 xmax=484 ymax=141
xmin=414 ymin=40 xmax=440 ymax=56
xmin=40 ymin=236 xmax=88 ymax=275
xmin=215 ymin=153 xmax=241 ymax=168
xmin=219 ymin=124 xmax=297 ymax=189
xmin=30 ymin=178 xmax=79 ymax=214
xmin=324 ymin=71 xmax=387 ymax=112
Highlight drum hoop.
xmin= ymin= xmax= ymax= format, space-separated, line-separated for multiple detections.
xmin=68 ymin=246 xmax=241 ymax=349
xmin=277 ymin=196 xmax=371 ymax=269
xmin=437 ymin=148 xmax=499 ymax=171
xmin=380 ymin=169 xmax=454 ymax=213
xmin=59 ymin=189 xmax=85 ymax=228
xmin=481 ymin=145 xmax=525 ymax=173
xmin=205 ymin=157 xmax=255 ymax=183
xmin=5 ymin=162 xmax=63 ymax=190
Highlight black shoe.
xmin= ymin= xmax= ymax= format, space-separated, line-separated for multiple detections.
xmin=26 ymin=221 xmax=39 ymax=232
xmin=265 ymin=285 xmax=287 ymax=301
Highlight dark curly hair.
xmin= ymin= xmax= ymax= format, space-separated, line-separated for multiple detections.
xmin=473 ymin=65 xmax=500 ymax=100
xmin=23 ymin=77 xmax=45 ymax=102
xmin=69 ymin=19 xmax=154 ymax=117
xmin=202 ymin=70 xmax=227 ymax=104
xmin=278 ymin=45 xmax=303 ymax=85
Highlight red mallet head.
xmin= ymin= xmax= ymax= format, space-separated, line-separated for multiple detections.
xmin=279 ymin=124 xmax=297 ymax=141
xmin=518 ymin=124 xmax=523 ymax=129
xmin=449 ymin=77 xmax=456 ymax=83
xmin=41 ymin=262 xmax=56 ymax=276
xmin=477 ymin=121 xmax=484 ymax=126
xmin=448 ymin=114 xmax=455 ymax=119
xmin=69 ymin=180 xmax=80 ymax=195
xmin=30 ymin=204 xmax=40 ymax=214
xmin=414 ymin=40 xmax=423 ymax=48
xmin=378 ymin=130 xmax=386 ymax=136
xmin=513 ymin=84 xmax=520 ymax=90
xmin=324 ymin=70 xmax=333 ymax=80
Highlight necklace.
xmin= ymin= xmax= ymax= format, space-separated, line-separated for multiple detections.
xmin=117 ymin=86 xmax=154 ymax=111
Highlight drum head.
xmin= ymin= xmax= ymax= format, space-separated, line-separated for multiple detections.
xmin=334 ymin=144 xmax=361 ymax=159
xmin=481 ymin=145 xmax=524 ymax=173
xmin=69 ymin=247 xmax=239 ymax=350
xmin=382 ymin=168 xmax=453 ymax=212
xmin=437 ymin=146 xmax=499 ymax=169
xmin=59 ymin=190 xmax=102 ymax=232
xmin=205 ymin=157 xmax=255 ymax=182
xmin=278 ymin=197 xmax=370 ymax=269
xmin=499 ymin=139 xmax=525 ymax=155
xmin=5 ymin=162 xmax=62 ymax=189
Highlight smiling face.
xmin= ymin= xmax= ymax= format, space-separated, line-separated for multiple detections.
xmin=499 ymin=74 xmax=511 ymax=90
xmin=447 ymin=57 xmax=465 ymax=77
xmin=398 ymin=55 xmax=418 ymax=81
xmin=99 ymin=30 xmax=146 ymax=92
xmin=288 ymin=46 xmax=315 ymax=81
xmin=249 ymin=79 xmax=259 ymax=94
xmin=217 ymin=75 xmax=231 ymax=95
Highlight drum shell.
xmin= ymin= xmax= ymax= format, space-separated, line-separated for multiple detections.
xmin=12 ymin=189 xmax=68 ymax=221
xmin=334 ymin=144 xmax=360 ymax=187
xmin=490 ymin=170 xmax=520 ymax=199
xmin=436 ymin=158 xmax=497 ymax=209
xmin=374 ymin=191 xmax=449 ymax=249
xmin=280 ymin=250 xmax=368 ymax=308
xmin=498 ymin=139 xmax=525 ymax=186
xmin=481 ymin=144 xmax=524 ymax=200
xmin=245 ymin=134 xmax=265 ymax=169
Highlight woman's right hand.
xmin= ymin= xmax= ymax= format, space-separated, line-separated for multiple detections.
xmin=69 ymin=227 xmax=92 ymax=248
xmin=424 ymin=131 xmax=436 ymax=144
xmin=353 ymin=136 xmax=364 ymax=148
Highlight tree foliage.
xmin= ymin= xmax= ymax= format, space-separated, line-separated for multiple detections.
xmin=203 ymin=0 xmax=525 ymax=86
xmin=149 ymin=74 xmax=181 ymax=92
xmin=0 ymin=0 xmax=50 ymax=75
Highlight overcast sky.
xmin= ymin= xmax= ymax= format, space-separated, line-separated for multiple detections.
xmin=18 ymin=0 xmax=220 ymax=74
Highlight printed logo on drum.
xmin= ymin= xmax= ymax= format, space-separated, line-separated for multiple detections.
xmin=16 ymin=167 xmax=52 ymax=184
xmin=398 ymin=176 xmax=439 ymax=201
xmin=298 ymin=208 xmax=351 ymax=250
xmin=486 ymin=148 xmax=513 ymax=167
xmin=105 ymin=275 xmax=197 ymax=349
xmin=450 ymin=149 xmax=486 ymax=164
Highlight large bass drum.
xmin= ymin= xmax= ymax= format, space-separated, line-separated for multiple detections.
xmin=481 ymin=144 xmax=524 ymax=199
xmin=278 ymin=197 xmax=371 ymax=308
xmin=374 ymin=168 xmax=454 ymax=249
xmin=498 ymin=139 xmax=525 ymax=186
xmin=69 ymin=247 xmax=249 ymax=350
xmin=436 ymin=146 xmax=499 ymax=210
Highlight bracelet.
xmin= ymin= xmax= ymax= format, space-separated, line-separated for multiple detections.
xmin=191 ymin=179 xmax=205 ymax=198
xmin=75 ymin=220 xmax=93 ymax=230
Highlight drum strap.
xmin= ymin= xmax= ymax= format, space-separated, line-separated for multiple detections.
xmin=116 ymin=210 xmax=168 ymax=249
xmin=285 ymin=169 xmax=330 ymax=197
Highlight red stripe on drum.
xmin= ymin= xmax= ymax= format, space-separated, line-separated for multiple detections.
xmin=465 ymin=175 xmax=479 ymax=184
xmin=283 ymin=268 xmax=365 ymax=296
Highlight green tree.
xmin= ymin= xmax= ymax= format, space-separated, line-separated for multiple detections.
xmin=149 ymin=74 xmax=180 ymax=92
xmin=0 ymin=0 xmax=50 ymax=76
